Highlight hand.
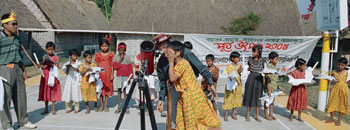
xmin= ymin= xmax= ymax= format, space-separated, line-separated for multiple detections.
xmin=157 ymin=101 xmax=164 ymax=112
xmin=36 ymin=63 xmax=41 ymax=69
xmin=88 ymin=67 xmax=93 ymax=72
xmin=166 ymin=80 xmax=172 ymax=87
xmin=110 ymin=75 xmax=114 ymax=81
xmin=73 ymin=68 xmax=79 ymax=72
xmin=166 ymin=49 xmax=176 ymax=62
xmin=22 ymin=71 xmax=27 ymax=81
xmin=119 ymin=54 xmax=125 ymax=62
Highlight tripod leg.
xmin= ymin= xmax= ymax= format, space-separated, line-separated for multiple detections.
xmin=115 ymin=80 xmax=137 ymax=130
xmin=140 ymin=85 xmax=145 ymax=130
xmin=143 ymin=81 xmax=158 ymax=130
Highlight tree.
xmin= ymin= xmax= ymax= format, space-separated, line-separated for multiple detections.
xmin=221 ymin=12 xmax=261 ymax=35
xmin=90 ymin=0 xmax=114 ymax=20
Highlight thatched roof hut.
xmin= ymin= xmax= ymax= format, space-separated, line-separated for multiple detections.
xmin=109 ymin=0 xmax=319 ymax=36
xmin=0 ymin=0 xmax=44 ymax=29
xmin=34 ymin=0 xmax=108 ymax=30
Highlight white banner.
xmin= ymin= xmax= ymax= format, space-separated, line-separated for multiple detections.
xmin=185 ymin=34 xmax=322 ymax=78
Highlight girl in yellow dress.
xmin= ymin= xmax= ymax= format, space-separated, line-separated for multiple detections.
xmin=167 ymin=41 xmax=222 ymax=130
xmin=222 ymin=51 xmax=242 ymax=121
xmin=325 ymin=57 xmax=349 ymax=126
xmin=80 ymin=51 xmax=98 ymax=114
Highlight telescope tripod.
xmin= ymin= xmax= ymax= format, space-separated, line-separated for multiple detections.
xmin=114 ymin=74 xmax=158 ymax=130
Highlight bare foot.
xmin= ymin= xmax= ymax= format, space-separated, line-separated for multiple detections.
xmin=289 ymin=116 xmax=293 ymax=122
xmin=224 ymin=115 xmax=228 ymax=121
xmin=65 ymin=110 xmax=72 ymax=113
xmin=231 ymin=114 xmax=237 ymax=120
xmin=325 ymin=119 xmax=334 ymax=123
xmin=246 ymin=116 xmax=250 ymax=122
xmin=52 ymin=111 xmax=57 ymax=115
xmin=270 ymin=115 xmax=276 ymax=120
xmin=335 ymin=121 xmax=341 ymax=126
xmin=297 ymin=118 xmax=304 ymax=122
xmin=94 ymin=107 xmax=98 ymax=112
xmin=255 ymin=117 xmax=262 ymax=122
xmin=265 ymin=115 xmax=272 ymax=121
xmin=85 ymin=108 xmax=90 ymax=114
xmin=41 ymin=110 xmax=49 ymax=115
xmin=74 ymin=111 xmax=79 ymax=114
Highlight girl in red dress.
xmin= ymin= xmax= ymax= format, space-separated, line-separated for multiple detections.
xmin=287 ymin=58 xmax=308 ymax=122
xmin=38 ymin=42 xmax=61 ymax=115
xmin=95 ymin=39 xmax=115 ymax=112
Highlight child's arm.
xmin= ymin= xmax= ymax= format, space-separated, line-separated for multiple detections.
xmin=168 ymin=59 xmax=179 ymax=83
xmin=238 ymin=65 xmax=243 ymax=75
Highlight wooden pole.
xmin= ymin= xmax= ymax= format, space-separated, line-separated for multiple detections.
xmin=16 ymin=29 xmax=36 ymax=66
xmin=166 ymin=86 xmax=173 ymax=130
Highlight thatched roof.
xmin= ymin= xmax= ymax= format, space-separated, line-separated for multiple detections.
xmin=109 ymin=0 xmax=319 ymax=36
xmin=0 ymin=0 xmax=44 ymax=29
xmin=34 ymin=0 xmax=108 ymax=30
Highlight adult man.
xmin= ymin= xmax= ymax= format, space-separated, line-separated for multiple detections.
xmin=0 ymin=12 xmax=37 ymax=130
xmin=154 ymin=34 xmax=216 ymax=128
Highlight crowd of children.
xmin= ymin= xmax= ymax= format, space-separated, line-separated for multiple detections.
xmin=36 ymin=39 xmax=349 ymax=128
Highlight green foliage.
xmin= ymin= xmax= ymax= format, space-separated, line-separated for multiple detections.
xmin=90 ymin=0 xmax=114 ymax=20
xmin=221 ymin=12 xmax=261 ymax=35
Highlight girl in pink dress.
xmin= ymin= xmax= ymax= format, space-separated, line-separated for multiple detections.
xmin=95 ymin=39 xmax=115 ymax=112
xmin=38 ymin=42 xmax=61 ymax=115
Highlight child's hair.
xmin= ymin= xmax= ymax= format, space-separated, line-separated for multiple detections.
xmin=83 ymin=50 xmax=92 ymax=58
xmin=68 ymin=49 xmax=79 ymax=56
xmin=295 ymin=58 xmax=306 ymax=68
xmin=183 ymin=41 xmax=193 ymax=50
xmin=45 ymin=41 xmax=56 ymax=49
xmin=118 ymin=42 xmax=126 ymax=46
xmin=268 ymin=51 xmax=279 ymax=59
xmin=252 ymin=45 xmax=262 ymax=58
xmin=229 ymin=51 xmax=240 ymax=61
xmin=338 ymin=57 xmax=348 ymax=65
xmin=99 ymin=39 xmax=110 ymax=47
xmin=205 ymin=54 xmax=215 ymax=61
xmin=167 ymin=40 xmax=184 ymax=57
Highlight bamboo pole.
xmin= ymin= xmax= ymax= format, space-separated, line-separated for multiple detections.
xmin=166 ymin=86 xmax=173 ymax=130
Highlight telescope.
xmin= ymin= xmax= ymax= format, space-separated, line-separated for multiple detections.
xmin=140 ymin=41 xmax=156 ymax=75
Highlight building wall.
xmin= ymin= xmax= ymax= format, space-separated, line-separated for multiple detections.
xmin=55 ymin=32 xmax=103 ymax=56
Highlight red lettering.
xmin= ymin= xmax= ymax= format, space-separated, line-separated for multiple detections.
xmin=282 ymin=44 xmax=290 ymax=50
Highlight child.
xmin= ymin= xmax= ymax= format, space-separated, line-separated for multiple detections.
xmin=113 ymin=42 xmax=133 ymax=114
xmin=222 ymin=51 xmax=243 ymax=121
xmin=167 ymin=41 xmax=221 ymax=130
xmin=62 ymin=49 xmax=83 ymax=113
xmin=201 ymin=54 xmax=220 ymax=113
xmin=242 ymin=45 xmax=264 ymax=122
xmin=287 ymin=58 xmax=308 ymax=122
xmin=325 ymin=58 xmax=349 ymax=126
xmin=95 ymin=39 xmax=115 ymax=112
xmin=80 ymin=51 xmax=98 ymax=114
xmin=264 ymin=51 xmax=279 ymax=120
xmin=38 ymin=41 xmax=61 ymax=115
